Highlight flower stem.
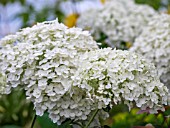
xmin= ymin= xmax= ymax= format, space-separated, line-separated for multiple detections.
xmin=31 ymin=114 xmax=37 ymax=128
xmin=84 ymin=109 xmax=99 ymax=128
xmin=73 ymin=122 xmax=83 ymax=128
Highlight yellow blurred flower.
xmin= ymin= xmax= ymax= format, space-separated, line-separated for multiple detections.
xmin=167 ymin=6 xmax=170 ymax=14
xmin=64 ymin=13 xmax=79 ymax=28
xmin=126 ymin=42 xmax=132 ymax=48
xmin=167 ymin=11 xmax=170 ymax=14
xmin=100 ymin=0 xmax=106 ymax=4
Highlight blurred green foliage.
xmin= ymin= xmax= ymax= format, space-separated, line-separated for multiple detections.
xmin=104 ymin=104 xmax=170 ymax=128
xmin=135 ymin=0 xmax=170 ymax=10
xmin=135 ymin=0 xmax=162 ymax=10
xmin=16 ymin=0 xmax=65 ymax=28
xmin=0 ymin=0 xmax=25 ymax=6
xmin=0 ymin=89 xmax=34 ymax=127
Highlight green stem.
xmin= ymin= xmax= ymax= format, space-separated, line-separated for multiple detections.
xmin=84 ymin=109 xmax=99 ymax=128
xmin=31 ymin=114 xmax=37 ymax=128
xmin=73 ymin=122 xmax=83 ymax=128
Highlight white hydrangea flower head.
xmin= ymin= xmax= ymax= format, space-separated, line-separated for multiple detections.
xmin=77 ymin=9 xmax=100 ymax=38
xmin=48 ymin=88 xmax=108 ymax=126
xmin=77 ymin=0 xmax=156 ymax=48
xmin=130 ymin=14 xmax=170 ymax=89
xmin=72 ymin=48 xmax=170 ymax=114
xmin=0 ymin=19 xmax=98 ymax=124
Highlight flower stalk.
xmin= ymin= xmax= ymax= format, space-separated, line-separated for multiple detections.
xmin=84 ymin=109 xmax=99 ymax=128
xmin=31 ymin=114 xmax=37 ymax=128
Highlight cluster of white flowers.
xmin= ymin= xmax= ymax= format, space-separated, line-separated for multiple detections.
xmin=0 ymin=18 xmax=169 ymax=126
xmin=130 ymin=14 xmax=170 ymax=89
xmin=0 ymin=20 xmax=99 ymax=124
xmin=72 ymin=48 xmax=170 ymax=114
xmin=76 ymin=9 xmax=101 ymax=40
xmin=77 ymin=0 xmax=156 ymax=48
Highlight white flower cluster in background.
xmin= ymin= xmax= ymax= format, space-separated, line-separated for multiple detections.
xmin=77 ymin=0 xmax=156 ymax=48
xmin=72 ymin=48 xmax=170 ymax=114
xmin=130 ymin=14 xmax=170 ymax=89
xmin=76 ymin=9 xmax=101 ymax=40
xmin=0 ymin=20 xmax=98 ymax=124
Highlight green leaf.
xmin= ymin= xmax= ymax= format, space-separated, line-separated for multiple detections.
xmin=135 ymin=0 xmax=161 ymax=10
xmin=37 ymin=113 xmax=58 ymax=128
xmin=58 ymin=120 xmax=72 ymax=128
xmin=1 ymin=125 xmax=21 ymax=128
xmin=37 ymin=113 xmax=72 ymax=128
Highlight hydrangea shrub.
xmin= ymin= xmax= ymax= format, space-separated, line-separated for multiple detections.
xmin=77 ymin=0 xmax=156 ymax=48
xmin=72 ymin=48 xmax=169 ymax=114
xmin=0 ymin=20 xmax=99 ymax=125
xmin=130 ymin=14 xmax=170 ymax=89
xmin=0 ymin=19 xmax=169 ymax=127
